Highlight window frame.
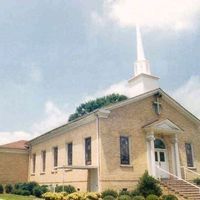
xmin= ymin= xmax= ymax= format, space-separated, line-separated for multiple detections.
xmin=32 ymin=153 xmax=36 ymax=174
xmin=67 ymin=142 xmax=73 ymax=166
xmin=53 ymin=146 xmax=58 ymax=168
xmin=41 ymin=150 xmax=46 ymax=173
xmin=85 ymin=137 xmax=92 ymax=165
xmin=185 ymin=143 xmax=195 ymax=168
xmin=120 ymin=136 xmax=130 ymax=165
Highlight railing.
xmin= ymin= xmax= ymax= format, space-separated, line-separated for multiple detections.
xmin=156 ymin=165 xmax=200 ymax=192
xmin=181 ymin=166 xmax=200 ymax=181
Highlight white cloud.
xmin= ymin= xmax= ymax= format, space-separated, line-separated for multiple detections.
xmin=31 ymin=101 xmax=69 ymax=135
xmin=0 ymin=131 xmax=31 ymax=145
xmin=96 ymin=0 xmax=200 ymax=31
xmin=170 ymin=76 xmax=200 ymax=118
xmin=0 ymin=101 xmax=70 ymax=145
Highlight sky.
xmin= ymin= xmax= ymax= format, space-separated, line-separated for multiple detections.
xmin=0 ymin=0 xmax=200 ymax=144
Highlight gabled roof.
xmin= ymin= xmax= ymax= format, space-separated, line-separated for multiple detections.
xmin=0 ymin=140 xmax=28 ymax=150
xmin=29 ymin=88 xmax=200 ymax=145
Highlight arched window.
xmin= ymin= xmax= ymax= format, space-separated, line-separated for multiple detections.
xmin=154 ymin=139 xmax=166 ymax=149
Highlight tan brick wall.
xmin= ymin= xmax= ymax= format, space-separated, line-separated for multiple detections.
xmin=29 ymin=93 xmax=200 ymax=192
xmin=29 ymin=120 xmax=97 ymax=191
xmin=0 ymin=150 xmax=28 ymax=184
xmin=99 ymin=95 xmax=200 ymax=191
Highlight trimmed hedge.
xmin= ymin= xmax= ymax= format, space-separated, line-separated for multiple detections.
xmin=161 ymin=195 xmax=178 ymax=200
xmin=132 ymin=196 xmax=145 ymax=200
xmin=146 ymin=194 xmax=159 ymax=200
xmin=102 ymin=189 xmax=118 ymax=198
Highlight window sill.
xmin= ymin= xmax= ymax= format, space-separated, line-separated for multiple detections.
xmin=188 ymin=167 xmax=197 ymax=170
xmin=40 ymin=172 xmax=46 ymax=175
xmin=120 ymin=165 xmax=133 ymax=168
xmin=51 ymin=169 xmax=58 ymax=174
xmin=30 ymin=173 xmax=35 ymax=176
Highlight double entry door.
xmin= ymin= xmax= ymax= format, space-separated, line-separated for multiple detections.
xmin=155 ymin=149 xmax=169 ymax=178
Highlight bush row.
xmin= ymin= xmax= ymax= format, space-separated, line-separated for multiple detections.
xmin=42 ymin=192 xmax=178 ymax=200
xmin=0 ymin=182 xmax=76 ymax=197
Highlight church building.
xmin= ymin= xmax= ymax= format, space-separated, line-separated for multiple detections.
xmin=1 ymin=27 xmax=200 ymax=194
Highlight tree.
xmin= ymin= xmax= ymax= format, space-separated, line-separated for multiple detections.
xmin=68 ymin=93 xmax=128 ymax=122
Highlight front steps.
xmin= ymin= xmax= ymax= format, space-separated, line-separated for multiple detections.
xmin=161 ymin=179 xmax=200 ymax=200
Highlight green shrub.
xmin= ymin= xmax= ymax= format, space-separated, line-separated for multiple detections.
xmin=161 ymin=195 xmax=178 ymax=200
xmin=86 ymin=192 xmax=101 ymax=200
xmin=118 ymin=194 xmax=132 ymax=200
xmin=33 ymin=186 xmax=43 ymax=197
xmin=102 ymin=189 xmax=118 ymax=198
xmin=64 ymin=185 xmax=76 ymax=194
xmin=130 ymin=190 xmax=141 ymax=197
xmin=42 ymin=192 xmax=67 ymax=200
xmin=14 ymin=182 xmax=39 ymax=195
xmin=5 ymin=184 xmax=13 ymax=193
xmin=66 ymin=192 xmax=86 ymax=200
xmin=136 ymin=171 xmax=162 ymax=197
xmin=21 ymin=190 xmax=31 ymax=196
xmin=55 ymin=185 xmax=76 ymax=193
xmin=26 ymin=181 xmax=39 ymax=194
xmin=119 ymin=190 xmax=130 ymax=196
xmin=55 ymin=185 xmax=63 ymax=193
xmin=193 ymin=178 xmax=200 ymax=185
xmin=0 ymin=184 xmax=3 ymax=194
xmin=13 ymin=188 xmax=31 ymax=196
xmin=146 ymin=194 xmax=159 ymax=200
xmin=132 ymin=196 xmax=145 ymax=200
xmin=103 ymin=195 xmax=116 ymax=200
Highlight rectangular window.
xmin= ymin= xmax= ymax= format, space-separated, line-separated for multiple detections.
xmin=185 ymin=143 xmax=194 ymax=167
xmin=32 ymin=154 xmax=36 ymax=173
xmin=41 ymin=150 xmax=46 ymax=172
xmin=85 ymin=137 xmax=92 ymax=165
xmin=120 ymin=136 xmax=130 ymax=165
xmin=67 ymin=143 xmax=73 ymax=166
xmin=53 ymin=147 xmax=58 ymax=168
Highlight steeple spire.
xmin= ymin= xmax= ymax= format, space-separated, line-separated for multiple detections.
xmin=134 ymin=25 xmax=151 ymax=76
xmin=136 ymin=25 xmax=145 ymax=61
xmin=128 ymin=25 xmax=159 ymax=97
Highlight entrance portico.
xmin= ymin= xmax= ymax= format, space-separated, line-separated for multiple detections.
xmin=144 ymin=119 xmax=183 ymax=179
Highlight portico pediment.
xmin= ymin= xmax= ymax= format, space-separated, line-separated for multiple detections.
xmin=143 ymin=119 xmax=184 ymax=134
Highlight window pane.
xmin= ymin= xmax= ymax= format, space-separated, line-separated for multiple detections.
xmin=155 ymin=152 xmax=158 ymax=162
xmin=32 ymin=154 xmax=36 ymax=173
xmin=154 ymin=139 xmax=166 ymax=149
xmin=68 ymin=143 xmax=73 ymax=166
xmin=120 ymin=136 xmax=130 ymax=165
xmin=185 ymin=143 xmax=194 ymax=167
xmin=53 ymin=147 xmax=58 ymax=167
xmin=42 ymin=151 xmax=46 ymax=172
xmin=85 ymin=137 xmax=91 ymax=165
xmin=160 ymin=152 xmax=165 ymax=162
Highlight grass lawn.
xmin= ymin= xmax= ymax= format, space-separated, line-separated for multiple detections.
xmin=0 ymin=194 xmax=43 ymax=200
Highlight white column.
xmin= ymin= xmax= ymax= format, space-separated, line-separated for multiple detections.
xmin=174 ymin=134 xmax=181 ymax=178
xmin=147 ymin=133 xmax=156 ymax=177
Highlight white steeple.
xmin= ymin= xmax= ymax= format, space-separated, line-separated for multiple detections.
xmin=128 ymin=26 xmax=159 ymax=97
xmin=134 ymin=25 xmax=151 ymax=76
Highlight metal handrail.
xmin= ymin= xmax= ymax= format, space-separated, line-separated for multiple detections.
xmin=156 ymin=165 xmax=200 ymax=192
xmin=181 ymin=166 xmax=200 ymax=178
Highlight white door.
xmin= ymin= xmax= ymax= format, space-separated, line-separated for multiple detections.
xmin=155 ymin=149 xmax=169 ymax=178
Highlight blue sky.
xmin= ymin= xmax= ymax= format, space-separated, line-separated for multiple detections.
xmin=0 ymin=0 xmax=200 ymax=144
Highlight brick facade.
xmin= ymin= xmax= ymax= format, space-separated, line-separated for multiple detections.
xmin=27 ymin=89 xmax=200 ymax=191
